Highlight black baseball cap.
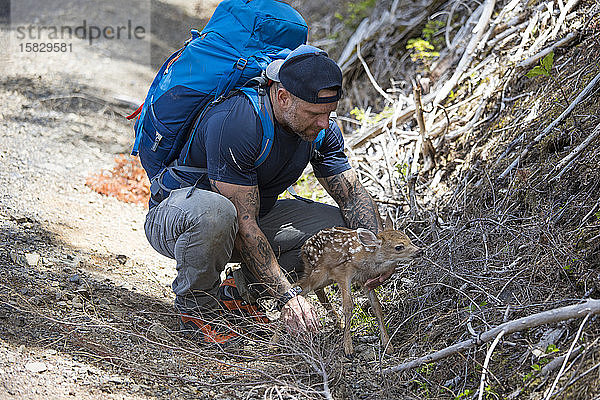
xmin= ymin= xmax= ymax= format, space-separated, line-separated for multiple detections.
xmin=266 ymin=44 xmax=342 ymax=104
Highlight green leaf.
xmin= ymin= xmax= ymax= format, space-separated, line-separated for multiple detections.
xmin=546 ymin=344 xmax=559 ymax=353
xmin=532 ymin=363 xmax=541 ymax=371
xmin=526 ymin=66 xmax=548 ymax=78
xmin=542 ymin=51 xmax=555 ymax=73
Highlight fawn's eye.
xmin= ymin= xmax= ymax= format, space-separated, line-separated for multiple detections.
xmin=395 ymin=245 xmax=404 ymax=251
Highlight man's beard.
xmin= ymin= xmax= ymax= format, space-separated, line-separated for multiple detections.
xmin=281 ymin=102 xmax=319 ymax=142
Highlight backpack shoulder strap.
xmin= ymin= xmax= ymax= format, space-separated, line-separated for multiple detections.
xmin=313 ymin=128 xmax=325 ymax=150
xmin=239 ymin=86 xmax=275 ymax=168
xmin=240 ymin=84 xmax=328 ymax=168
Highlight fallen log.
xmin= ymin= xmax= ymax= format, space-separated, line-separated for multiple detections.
xmin=382 ymin=299 xmax=600 ymax=375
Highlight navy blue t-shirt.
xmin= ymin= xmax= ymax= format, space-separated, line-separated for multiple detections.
xmin=167 ymin=93 xmax=351 ymax=217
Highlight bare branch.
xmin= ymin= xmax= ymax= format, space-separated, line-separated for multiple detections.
xmin=383 ymin=300 xmax=600 ymax=375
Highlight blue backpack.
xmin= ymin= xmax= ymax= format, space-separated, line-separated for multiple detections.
xmin=128 ymin=0 xmax=324 ymax=187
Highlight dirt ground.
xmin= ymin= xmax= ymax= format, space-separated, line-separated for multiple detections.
xmin=0 ymin=1 xmax=208 ymax=398
xmin=0 ymin=1 xmax=366 ymax=399
xmin=1 ymin=0 xmax=600 ymax=399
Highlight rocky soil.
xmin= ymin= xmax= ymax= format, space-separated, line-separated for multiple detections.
xmin=1 ymin=0 xmax=600 ymax=399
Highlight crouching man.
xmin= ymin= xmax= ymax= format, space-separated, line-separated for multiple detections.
xmin=144 ymin=45 xmax=387 ymax=345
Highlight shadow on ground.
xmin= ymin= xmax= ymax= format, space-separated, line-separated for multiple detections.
xmin=0 ymin=217 xmax=258 ymax=398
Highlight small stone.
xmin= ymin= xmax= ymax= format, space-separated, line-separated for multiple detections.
xmin=108 ymin=375 xmax=125 ymax=384
xmin=69 ymin=275 xmax=80 ymax=284
xmin=66 ymin=255 xmax=82 ymax=269
xmin=24 ymin=253 xmax=40 ymax=267
xmin=72 ymin=298 xmax=83 ymax=309
xmin=148 ymin=322 xmax=170 ymax=339
xmin=9 ymin=251 xmax=21 ymax=264
xmin=9 ymin=214 xmax=32 ymax=224
xmin=45 ymin=349 xmax=57 ymax=356
xmin=25 ymin=361 xmax=47 ymax=373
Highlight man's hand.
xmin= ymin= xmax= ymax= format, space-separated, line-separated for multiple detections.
xmin=281 ymin=295 xmax=320 ymax=333
xmin=364 ymin=269 xmax=394 ymax=289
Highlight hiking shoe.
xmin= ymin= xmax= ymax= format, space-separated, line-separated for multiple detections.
xmin=218 ymin=274 xmax=270 ymax=324
xmin=179 ymin=313 xmax=241 ymax=347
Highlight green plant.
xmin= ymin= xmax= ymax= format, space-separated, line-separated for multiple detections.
xmin=396 ymin=162 xmax=409 ymax=180
xmin=523 ymin=359 xmax=549 ymax=382
xmin=422 ymin=19 xmax=445 ymax=44
xmin=526 ymin=51 xmax=570 ymax=105
xmin=595 ymin=210 xmax=600 ymax=220
xmin=350 ymin=106 xmax=394 ymax=125
xmin=526 ymin=52 xmax=554 ymax=78
xmin=335 ymin=0 xmax=376 ymax=28
xmin=455 ymin=389 xmax=473 ymax=399
xmin=350 ymin=300 xmax=377 ymax=334
xmin=484 ymin=385 xmax=499 ymax=400
xmin=406 ymin=20 xmax=444 ymax=65
xmin=417 ymin=362 xmax=435 ymax=376
xmin=413 ymin=379 xmax=431 ymax=398
xmin=278 ymin=172 xmax=328 ymax=202
xmin=406 ymin=38 xmax=440 ymax=62
xmin=546 ymin=344 xmax=559 ymax=354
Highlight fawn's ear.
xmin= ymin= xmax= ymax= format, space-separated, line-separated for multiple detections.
xmin=384 ymin=215 xmax=394 ymax=231
xmin=357 ymin=228 xmax=381 ymax=249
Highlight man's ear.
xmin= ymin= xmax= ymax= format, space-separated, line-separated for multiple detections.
xmin=276 ymin=86 xmax=292 ymax=109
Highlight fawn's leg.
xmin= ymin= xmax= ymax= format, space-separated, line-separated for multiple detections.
xmin=315 ymin=288 xmax=341 ymax=328
xmin=366 ymin=289 xmax=393 ymax=354
xmin=338 ymin=277 xmax=354 ymax=356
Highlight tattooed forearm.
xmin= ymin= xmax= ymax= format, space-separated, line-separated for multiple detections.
xmin=235 ymin=229 xmax=291 ymax=296
xmin=319 ymin=169 xmax=382 ymax=233
xmin=210 ymin=179 xmax=292 ymax=296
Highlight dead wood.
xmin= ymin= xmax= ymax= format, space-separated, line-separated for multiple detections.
xmin=382 ymin=299 xmax=600 ymax=375
xmin=411 ymin=81 xmax=435 ymax=174
xmin=428 ymin=0 xmax=497 ymax=125
xmin=549 ymin=122 xmax=600 ymax=181
xmin=517 ymin=31 xmax=579 ymax=71
xmin=498 ymin=71 xmax=600 ymax=180
xmin=541 ymin=346 xmax=583 ymax=376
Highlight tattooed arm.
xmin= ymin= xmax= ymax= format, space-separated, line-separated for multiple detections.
xmin=318 ymin=168 xmax=383 ymax=233
xmin=210 ymin=179 xmax=319 ymax=333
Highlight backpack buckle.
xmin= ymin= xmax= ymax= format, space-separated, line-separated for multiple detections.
xmin=236 ymin=58 xmax=248 ymax=70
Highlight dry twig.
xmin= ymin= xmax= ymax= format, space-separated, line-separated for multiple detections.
xmin=383 ymin=299 xmax=600 ymax=374
xmin=498 ymin=71 xmax=600 ymax=180
xmin=544 ymin=313 xmax=590 ymax=400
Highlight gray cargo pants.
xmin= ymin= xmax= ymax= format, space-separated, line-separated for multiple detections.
xmin=144 ymin=187 xmax=346 ymax=313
